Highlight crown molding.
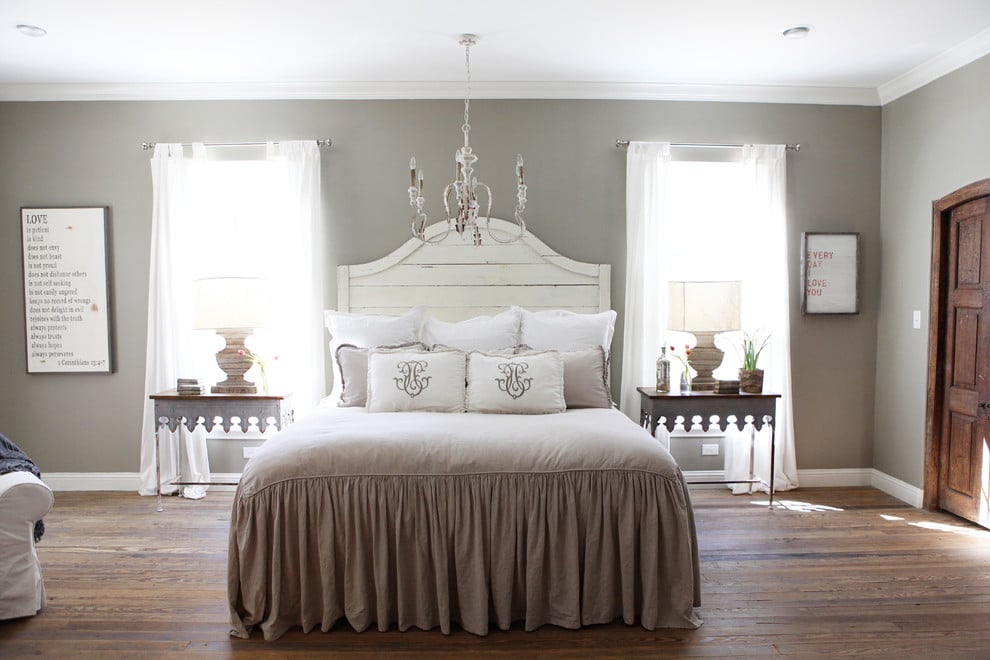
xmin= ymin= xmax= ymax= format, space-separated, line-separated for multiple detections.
xmin=0 ymin=80 xmax=880 ymax=105
xmin=878 ymin=26 xmax=990 ymax=105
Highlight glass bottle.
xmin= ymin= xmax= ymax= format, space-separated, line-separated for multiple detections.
xmin=656 ymin=347 xmax=670 ymax=393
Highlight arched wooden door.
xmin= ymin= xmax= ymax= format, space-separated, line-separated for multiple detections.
xmin=925 ymin=177 xmax=990 ymax=528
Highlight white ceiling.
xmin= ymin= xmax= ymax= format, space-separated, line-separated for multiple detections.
xmin=3 ymin=0 xmax=990 ymax=105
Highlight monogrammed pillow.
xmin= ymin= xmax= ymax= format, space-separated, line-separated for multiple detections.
xmin=466 ymin=350 xmax=565 ymax=414
xmin=335 ymin=342 xmax=426 ymax=407
xmin=366 ymin=348 xmax=466 ymax=413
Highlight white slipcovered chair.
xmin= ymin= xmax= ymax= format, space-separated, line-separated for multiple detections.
xmin=0 ymin=471 xmax=53 ymax=620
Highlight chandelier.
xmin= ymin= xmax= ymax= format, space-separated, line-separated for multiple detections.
xmin=408 ymin=34 xmax=527 ymax=245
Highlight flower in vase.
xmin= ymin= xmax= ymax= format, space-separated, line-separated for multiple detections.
xmin=668 ymin=343 xmax=694 ymax=389
xmin=668 ymin=344 xmax=692 ymax=372
xmin=238 ymin=349 xmax=278 ymax=393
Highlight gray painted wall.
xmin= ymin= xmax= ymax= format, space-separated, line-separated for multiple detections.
xmin=875 ymin=54 xmax=990 ymax=487
xmin=0 ymin=98 xmax=880 ymax=475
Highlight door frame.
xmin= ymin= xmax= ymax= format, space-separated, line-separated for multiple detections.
xmin=924 ymin=177 xmax=990 ymax=510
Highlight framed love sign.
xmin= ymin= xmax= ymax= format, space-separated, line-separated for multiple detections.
xmin=20 ymin=206 xmax=114 ymax=373
xmin=801 ymin=232 xmax=860 ymax=315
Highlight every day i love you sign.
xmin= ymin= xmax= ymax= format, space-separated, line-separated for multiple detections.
xmin=801 ymin=232 xmax=860 ymax=315
xmin=20 ymin=207 xmax=114 ymax=373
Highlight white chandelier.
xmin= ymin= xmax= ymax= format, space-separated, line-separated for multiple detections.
xmin=408 ymin=34 xmax=527 ymax=245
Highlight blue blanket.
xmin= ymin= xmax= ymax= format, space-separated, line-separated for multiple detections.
xmin=0 ymin=433 xmax=45 ymax=542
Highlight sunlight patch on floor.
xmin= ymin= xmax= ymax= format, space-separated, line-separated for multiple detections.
xmin=880 ymin=514 xmax=904 ymax=521
xmin=749 ymin=499 xmax=844 ymax=512
xmin=909 ymin=520 xmax=990 ymax=538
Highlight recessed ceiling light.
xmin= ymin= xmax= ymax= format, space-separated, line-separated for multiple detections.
xmin=782 ymin=25 xmax=811 ymax=39
xmin=16 ymin=24 xmax=47 ymax=37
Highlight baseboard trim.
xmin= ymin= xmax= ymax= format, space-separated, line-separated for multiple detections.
xmin=44 ymin=468 xmax=926 ymax=507
xmin=42 ymin=472 xmax=242 ymax=493
xmin=870 ymin=469 xmax=924 ymax=508
xmin=797 ymin=468 xmax=873 ymax=487
xmin=681 ymin=467 xmax=921 ymax=507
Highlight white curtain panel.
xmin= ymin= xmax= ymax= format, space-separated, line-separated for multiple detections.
xmin=263 ymin=141 xmax=325 ymax=415
xmin=138 ymin=141 xmax=325 ymax=497
xmin=139 ymin=143 xmax=211 ymax=498
xmin=619 ymin=142 xmax=672 ymax=420
xmin=723 ymin=144 xmax=798 ymax=494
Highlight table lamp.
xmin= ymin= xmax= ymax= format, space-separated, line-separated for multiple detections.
xmin=667 ymin=281 xmax=741 ymax=390
xmin=193 ymin=277 xmax=271 ymax=394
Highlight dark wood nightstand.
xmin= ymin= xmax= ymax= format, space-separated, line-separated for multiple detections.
xmin=636 ymin=387 xmax=781 ymax=506
xmin=150 ymin=390 xmax=293 ymax=511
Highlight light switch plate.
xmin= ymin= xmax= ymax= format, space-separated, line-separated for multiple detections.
xmin=701 ymin=443 xmax=719 ymax=456
xmin=912 ymin=310 xmax=921 ymax=329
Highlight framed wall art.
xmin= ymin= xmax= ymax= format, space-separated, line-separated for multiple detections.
xmin=801 ymin=232 xmax=860 ymax=315
xmin=20 ymin=206 xmax=114 ymax=373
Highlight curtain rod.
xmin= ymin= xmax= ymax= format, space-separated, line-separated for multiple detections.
xmin=140 ymin=139 xmax=332 ymax=150
xmin=615 ymin=139 xmax=800 ymax=151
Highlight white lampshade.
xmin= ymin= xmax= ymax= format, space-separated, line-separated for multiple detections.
xmin=668 ymin=281 xmax=742 ymax=332
xmin=193 ymin=277 xmax=271 ymax=330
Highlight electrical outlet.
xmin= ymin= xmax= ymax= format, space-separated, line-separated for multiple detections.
xmin=243 ymin=446 xmax=259 ymax=459
xmin=701 ymin=444 xmax=719 ymax=456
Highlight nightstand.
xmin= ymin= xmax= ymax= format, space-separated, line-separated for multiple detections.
xmin=636 ymin=387 xmax=780 ymax=506
xmin=150 ymin=390 xmax=293 ymax=511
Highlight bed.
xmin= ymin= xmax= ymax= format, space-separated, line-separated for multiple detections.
xmin=227 ymin=219 xmax=702 ymax=640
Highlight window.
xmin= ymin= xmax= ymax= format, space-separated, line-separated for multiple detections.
xmin=664 ymin=158 xmax=748 ymax=388
xmin=179 ymin=154 xmax=297 ymax=391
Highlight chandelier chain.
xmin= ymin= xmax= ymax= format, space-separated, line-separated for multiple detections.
xmin=462 ymin=39 xmax=471 ymax=143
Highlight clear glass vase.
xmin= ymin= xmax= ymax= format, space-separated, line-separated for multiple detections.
xmin=679 ymin=370 xmax=691 ymax=394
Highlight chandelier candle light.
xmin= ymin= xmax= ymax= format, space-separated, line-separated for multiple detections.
xmin=408 ymin=34 xmax=527 ymax=245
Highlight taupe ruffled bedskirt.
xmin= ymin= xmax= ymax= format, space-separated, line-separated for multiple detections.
xmin=228 ymin=469 xmax=702 ymax=640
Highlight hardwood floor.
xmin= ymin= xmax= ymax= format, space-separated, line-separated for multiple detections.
xmin=2 ymin=487 xmax=989 ymax=657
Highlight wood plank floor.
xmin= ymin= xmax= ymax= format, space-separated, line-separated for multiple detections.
xmin=2 ymin=487 xmax=990 ymax=658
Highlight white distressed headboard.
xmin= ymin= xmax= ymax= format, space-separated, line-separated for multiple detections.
xmin=337 ymin=218 xmax=610 ymax=321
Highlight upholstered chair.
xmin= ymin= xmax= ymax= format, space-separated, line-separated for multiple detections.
xmin=0 ymin=472 xmax=53 ymax=620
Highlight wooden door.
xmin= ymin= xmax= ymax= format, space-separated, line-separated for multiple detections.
xmin=926 ymin=179 xmax=990 ymax=527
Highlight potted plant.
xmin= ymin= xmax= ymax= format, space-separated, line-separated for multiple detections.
xmin=738 ymin=330 xmax=770 ymax=393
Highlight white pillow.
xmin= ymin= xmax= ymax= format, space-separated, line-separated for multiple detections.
xmin=324 ymin=307 xmax=424 ymax=395
xmin=466 ymin=350 xmax=565 ymax=414
xmin=367 ymin=347 xmax=466 ymax=413
xmin=559 ymin=347 xmax=613 ymax=409
xmin=324 ymin=307 xmax=423 ymax=350
xmin=421 ymin=309 xmax=520 ymax=352
xmin=514 ymin=307 xmax=617 ymax=352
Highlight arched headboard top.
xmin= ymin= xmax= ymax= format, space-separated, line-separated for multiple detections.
xmin=337 ymin=218 xmax=611 ymax=321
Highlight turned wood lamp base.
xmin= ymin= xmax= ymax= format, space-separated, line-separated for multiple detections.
xmin=212 ymin=328 xmax=257 ymax=394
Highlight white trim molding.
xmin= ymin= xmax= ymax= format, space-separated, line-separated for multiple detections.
xmin=681 ymin=468 xmax=922 ymax=508
xmin=870 ymin=470 xmax=924 ymax=509
xmin=42 ymin=472 xmax=142 ymax=492
xmin=0 ymin=80 xmax=881 ymax=106
xmin=44 ymin=468 xmax=925 ymax=507
xmin=42 ymin=472 xmax=242 ymax=493
xmin=878 ymin=26 xmax=990 ymax=104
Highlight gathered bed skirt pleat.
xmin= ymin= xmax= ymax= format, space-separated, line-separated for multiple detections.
xmin=228 ymin=469 xmax=702 ymax=640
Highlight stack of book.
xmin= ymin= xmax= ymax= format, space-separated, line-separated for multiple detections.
xmin=176 ymin=378 xmax=206 ymax=395
xmin=713 ymin=379 xmax=740 ymax=394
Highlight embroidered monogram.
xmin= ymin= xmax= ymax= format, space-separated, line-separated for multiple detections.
xmin=394 ymin=360 xmax=431 ymax=397
xmin=496 ymin=361 xmax=533 ymax=399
